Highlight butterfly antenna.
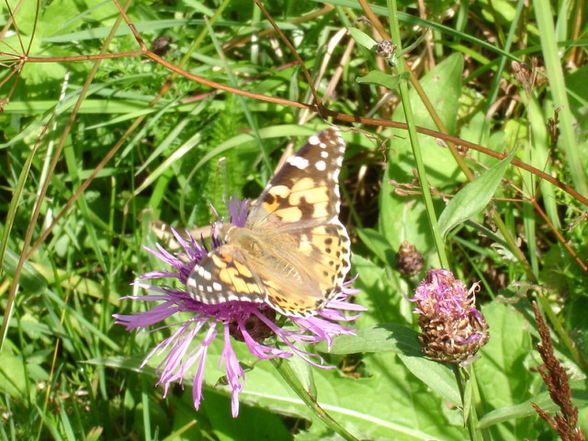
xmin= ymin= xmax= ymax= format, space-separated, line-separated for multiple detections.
xmin=208 ymin=201 xmax=223 ymax=222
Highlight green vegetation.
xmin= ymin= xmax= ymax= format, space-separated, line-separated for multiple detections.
xmin=1 ymin=0 xmax=586 ymax=440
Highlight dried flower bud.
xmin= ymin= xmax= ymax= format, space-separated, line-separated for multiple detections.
xmin=396 ymin=241 xmax=424 ymax=276
xmin=151 ymin=35 xmax=173 ymax=56
xmin=411 ymin=269 xmax=489 ymax=364
xmin=376 ymin=40 xmax=395 ymax=58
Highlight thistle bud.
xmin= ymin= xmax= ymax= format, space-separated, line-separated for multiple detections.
xmin=411 ymin=269 xmax=489 ymax=364
xmin=395 ymin=241 xmax=424 ymax=276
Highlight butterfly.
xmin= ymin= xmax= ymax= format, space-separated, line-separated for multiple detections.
xmin=186 ymin=128 xmax=351 ymax=317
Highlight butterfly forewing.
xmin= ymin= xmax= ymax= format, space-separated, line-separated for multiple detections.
xmin=247 ymin=128 xmax=346 ymax=227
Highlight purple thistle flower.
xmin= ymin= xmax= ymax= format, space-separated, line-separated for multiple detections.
xmin=114 ymin=197 xmax=364 ymax=417
xmin=410 ymin=269 xmax=489 ymax=365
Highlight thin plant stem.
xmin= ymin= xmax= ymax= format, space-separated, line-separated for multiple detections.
xmin=271 ymin=358 xmax=360 ymax=441
xmin=385 ymin=0 xmax=449 ymax=268
xmin=454 ymin=366 xmax=487 ymax=441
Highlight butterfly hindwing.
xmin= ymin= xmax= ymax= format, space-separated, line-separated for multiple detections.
xmin=186 ymin=244 xmax=265 ymax=305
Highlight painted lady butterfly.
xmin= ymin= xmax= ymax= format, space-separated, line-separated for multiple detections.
xmin=186 ymin=128 xmax=351 ymax=317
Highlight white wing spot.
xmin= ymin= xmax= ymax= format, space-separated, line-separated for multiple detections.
xmin=197 ymin=267 xmax=212 ymax=280
xmin=308 ymin=135 xmax=320 ymax=145
xmin=315 ymin=160 xmax=327 ymax=171
xmin=287 ymin=155 xmax=310 ymax=169
xmin=213 ymin=282 xmax=222 ymax=291
xmin=320 ymin=150 xmax=329 ymax=159
xmin=332 ymin=169 xmax=341 ymax=182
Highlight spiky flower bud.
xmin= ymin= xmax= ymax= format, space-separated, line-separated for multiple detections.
xmin=395 ymin=241 xmax=424 ymax=276
xmin=411 ymin=269 xmax=489 ymax=364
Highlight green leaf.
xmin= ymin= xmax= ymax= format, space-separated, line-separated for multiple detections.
xmin=317 ymin=324 xmax=421 ymax=355
xmin=388 ymin=53 xmax=465 ymax=189
xmin=0 ymin=349 xmax=28 ymax=399
xmin=238 ymin=353 xmax=467 ymax=440
xmin=357 ymin=70 xmax=405 ymax=90
xmin=201 ymin=392 xmax=292 ymax=441
xmin=437 ymin=151 xmax=516 ymax=238
xmin=351 ymin=255 xmax=410 ymax=325
xmin=475 ymin=303 xmax=536 ymax=438
xmin=398 ymin=355 xmax=461 ymax=406
xmin=478 ymin=382 xmax=588 ymax=428
xmin=348 ymin=27 xmax=377 ymax=50
xmin=355 ymin=227 xmax=393 ymax=264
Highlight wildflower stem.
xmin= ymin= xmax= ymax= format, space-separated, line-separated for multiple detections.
xmin=385 ymin=0 xmax=449 ymax=268
xmin=454 ymin=366 xmax=485 ymax=441
xmin=271 ymin=358 xmax=360 ymax=441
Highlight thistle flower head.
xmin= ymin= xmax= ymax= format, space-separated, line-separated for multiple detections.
xmin=114 ymin=197 xmax=364 ymax=417
xmin=411 ymin=269 xmax=489 ymax=365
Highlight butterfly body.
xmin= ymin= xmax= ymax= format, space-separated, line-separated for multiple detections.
xmin=187 ymin=128 xmax=351 ymax=317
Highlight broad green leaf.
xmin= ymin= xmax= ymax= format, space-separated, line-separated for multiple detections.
xmin=318 ymin=324 xmax=420 ymax=355
xmin=241 ymin=352 xmax=466 ymax=440
xmin=182 ymin=0 xmax=215 ymax=16
xmin=394 ymin=52 xmax=463 ymax=134
xmin=528 ymin=97 xmax=560 ymax=229
xmin=398 ymin=355 xmax=461 ymax=406
xmin=475 ymin=303 xmax=536 ymax=439
xmin=378 ymin=171 xmax=439 ymax=268
xmin=566 ymin=63 xmax=588 ymax=132
xmin=2 ymin=247 xmax=48 ymax=293
xmin=386 ymin=53 xmax=464 ymax=189
xmin=437 ymin=151 xmax=515 ymax=237
xmin=103 ymin=335 xmax=466 ymax=440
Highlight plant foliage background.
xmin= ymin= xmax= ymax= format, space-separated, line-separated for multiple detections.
xmin=0 ymin=0 xmax=587 ymax=440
